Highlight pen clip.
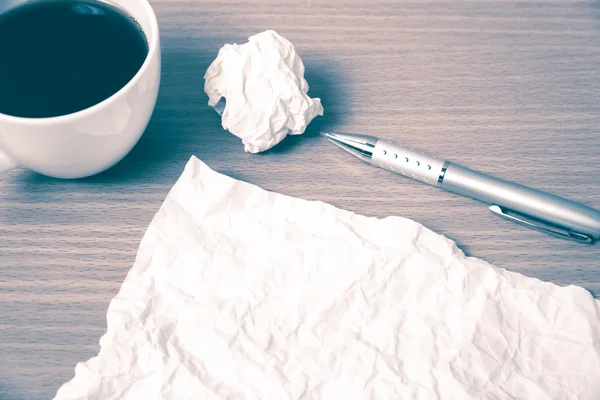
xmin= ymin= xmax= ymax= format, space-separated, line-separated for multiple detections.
xmin=488 ymin=205 xmax=593 ymax=244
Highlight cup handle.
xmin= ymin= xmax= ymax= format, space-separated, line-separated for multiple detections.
xmin=0 ymin=148 xmax=18 ymax=173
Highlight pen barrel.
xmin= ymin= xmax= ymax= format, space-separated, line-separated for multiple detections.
xmin=441 ymin=163 xmax=600 ymax=240
xmin=371 ymin=140 xmax=446 ymax=186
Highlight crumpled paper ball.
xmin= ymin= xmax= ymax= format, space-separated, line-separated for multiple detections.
xmin=204 ymin=30 xmax=324 ymax=153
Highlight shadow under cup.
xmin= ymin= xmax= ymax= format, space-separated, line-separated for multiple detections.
xmin=0 ymin=0 xmax=161 ymax=179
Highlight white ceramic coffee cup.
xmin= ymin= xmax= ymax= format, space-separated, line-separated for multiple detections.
xmin=0 ymin=0 xmax=161 ymax=178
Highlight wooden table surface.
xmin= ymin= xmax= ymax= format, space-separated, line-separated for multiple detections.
xmin=1 ymin=0 xmax=600 ymax=398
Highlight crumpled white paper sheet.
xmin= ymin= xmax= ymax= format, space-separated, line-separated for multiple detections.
xmin=55 ymin=156 xmax=600 ymax=400
xmin=204 ymin=30 xmax=324 ymax=153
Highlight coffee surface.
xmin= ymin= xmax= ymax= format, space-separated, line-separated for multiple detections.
xmin=0 ymin=0 xmax=148 ymax=118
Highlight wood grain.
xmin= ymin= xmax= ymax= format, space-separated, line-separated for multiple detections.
xmin=1 ymin=0 xmax=599 ymax=398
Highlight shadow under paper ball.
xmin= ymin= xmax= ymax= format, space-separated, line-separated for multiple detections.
xmin=261 ymin=61 xmax=351 ymax=155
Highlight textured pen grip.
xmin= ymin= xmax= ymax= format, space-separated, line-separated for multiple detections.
xmin=371 ymin=140 xmax=446 ymax=186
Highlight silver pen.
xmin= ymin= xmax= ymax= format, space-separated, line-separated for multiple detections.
xmin=323 ymin=132 xmax=600 ymax=243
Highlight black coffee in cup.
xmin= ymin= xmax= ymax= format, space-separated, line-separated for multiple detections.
xmin=0 ymin=0 xmax=149 ymax=118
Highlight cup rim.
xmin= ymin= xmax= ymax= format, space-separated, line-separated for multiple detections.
xmin=0 ymin=0 xmax=160 ymax=125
